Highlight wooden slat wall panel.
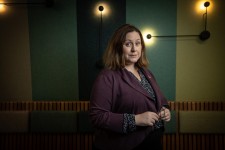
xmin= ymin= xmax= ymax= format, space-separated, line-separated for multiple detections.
xmin=158 ymin=101 xmax=225 ymax=150
xmin=0 ymin=101 xmax=224 ymax=150
xmin=0 ymin=101 xmax=91 ymax=111
xmin=162 ymin=134 xmax=225 ymax=150
xmin=0 ymin=133 xmax=94 ymax=150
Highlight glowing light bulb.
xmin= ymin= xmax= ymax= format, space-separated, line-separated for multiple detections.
xmin=94 ymin=2 xmax=110 ymax=16
xmin=142 ymin=28 xmax=156 ymax=46
xmin=195 ymin=1 xmax=213 ymax=14
xmin=0 ymin=4 xmax=6 ymax=13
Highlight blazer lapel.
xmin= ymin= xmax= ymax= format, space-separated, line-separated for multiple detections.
xmin=120 ymin=68 xmax=153 ymax=100
xmin=140 ymin=68 xmax=162 ymax=110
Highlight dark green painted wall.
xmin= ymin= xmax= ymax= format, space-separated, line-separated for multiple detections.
xmin=1 ymin=0 xmax=225 ymax=102
xmin=77 ymin=0 xmax=126 ymax=100
xmin=27 ymin=0 xmax=175 ymax=101
xmin=28 ymin=0 xmax=78 ymax=100
xmin=127 ymin=0 xmax=176 ymax=100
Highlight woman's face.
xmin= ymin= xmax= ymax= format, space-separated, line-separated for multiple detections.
xmin=123 ymin=31 xmax=142 ymax=66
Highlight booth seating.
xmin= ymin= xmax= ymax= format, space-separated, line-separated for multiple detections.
xmin=0 ymin=101 xmax=225 ymax=150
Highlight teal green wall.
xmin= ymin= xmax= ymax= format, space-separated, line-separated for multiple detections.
xmin=77 ymin=0 xmax=126 ymax=100
xmin=126 ymin=0 xmax=176 ymax=100
xmin=28 ymin=0 xmax=175 ymax=101
xmin=2 ymin=0 xmax=224 ymax=102
xmin=28 ymin=0 xmax=78 ymax=100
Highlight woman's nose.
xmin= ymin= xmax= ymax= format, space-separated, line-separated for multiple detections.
xmin=131 ymin=45 xmax=136 ymax=52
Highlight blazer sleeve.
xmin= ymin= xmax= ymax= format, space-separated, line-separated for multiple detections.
xmin=89 ymin=70 xmax=124 ymax=133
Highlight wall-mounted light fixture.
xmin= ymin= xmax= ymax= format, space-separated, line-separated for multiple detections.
xmin=146 ymin=1 xmax=211 ymax=41
xmin=96 ymin=5 xmax=105 ymax=69
xmin=94 ymin=2 xmax=110 ymax=17
xmin=98 ymin=5 xmax=104 ymax=39
xmin=98 ymin=5 xmax=104 ymax=56
xmin=199 ymin=1 xmax=210 ymax=40
xmin=99 ymin=5 xmax=104 ymax=12
xmin=146 ymin=34 xmax=152 ymax=39
xmin=0 ymin=0 xmax=54 ymax=7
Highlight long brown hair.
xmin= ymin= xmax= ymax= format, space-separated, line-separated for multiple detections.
xmin=103 ymin=24 xmax=149 ymax=70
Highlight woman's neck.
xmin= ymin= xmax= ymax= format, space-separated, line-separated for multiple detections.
xmin=125 ymin=64 xmax=137 ymax=72
xmin=125 ymin=65 xmax=141 ymax=81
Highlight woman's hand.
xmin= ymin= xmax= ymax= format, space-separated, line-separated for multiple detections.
xmin=158 ymin=107 xmax=171 ymax=122
xmin=135 ymin=111 xmax=159 ymax=126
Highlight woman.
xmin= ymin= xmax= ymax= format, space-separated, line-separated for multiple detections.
xmin=90 ymin=24 xmax=171 ymax=150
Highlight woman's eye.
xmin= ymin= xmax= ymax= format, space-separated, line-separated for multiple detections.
xmin=135 ymin=42 xmax=141 ymax=46
xmin=125 ymin=42 xmax=132 ymax=47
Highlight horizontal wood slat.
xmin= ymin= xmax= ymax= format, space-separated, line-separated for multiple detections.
xmin=0 ymin=133 xmax=94 ymax=150
xmin=0 ymin=101 xmax=225 ymax=150
xmin=0 ymin=101 xmax=91 ymax=111
xmin=1 ymin=101 xmax=224 ymax=111
xmin=1 ymin=133 xmax=223 ymax=150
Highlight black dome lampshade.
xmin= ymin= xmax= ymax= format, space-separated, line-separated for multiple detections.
xmin=199 ymin=30 xmax=210 ymax=41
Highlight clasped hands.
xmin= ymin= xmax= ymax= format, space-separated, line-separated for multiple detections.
xmin=135 ymin=107 xmax=171 ymax=126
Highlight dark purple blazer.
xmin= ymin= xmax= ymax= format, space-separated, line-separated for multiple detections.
xmin=90 ymin=67 xmax=168 ymax=150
